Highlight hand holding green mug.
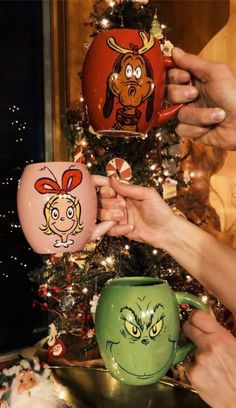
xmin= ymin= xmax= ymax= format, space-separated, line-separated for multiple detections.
xmin=95 ymin=276 xmax=208 ymax=386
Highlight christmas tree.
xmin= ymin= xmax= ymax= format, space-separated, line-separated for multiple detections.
xmin=30 ymin=0 xmax=227 ymax=381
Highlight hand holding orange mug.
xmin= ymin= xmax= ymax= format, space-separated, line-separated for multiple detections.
xmin=82 ymin=29 xmax=182 ymax=137
xmin=17 ymin=162 xmax=115 ymax=254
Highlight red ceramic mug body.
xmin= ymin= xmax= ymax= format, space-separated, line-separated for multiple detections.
xmin=17 ymin=162 xmax=112 ymax=254
xmin=82 ymin=28 xmax=180 ymax=137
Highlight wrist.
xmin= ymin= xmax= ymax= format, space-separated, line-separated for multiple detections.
xmin=149 ymin=210 xmax=186 ymax=250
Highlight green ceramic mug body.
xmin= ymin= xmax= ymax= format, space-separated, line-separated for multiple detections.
xmin=95 ymin=276 xmax=208 ymax=386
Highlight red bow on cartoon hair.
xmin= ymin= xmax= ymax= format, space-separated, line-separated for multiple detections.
xmin=34 ymin=169 xmax=83 ymax=195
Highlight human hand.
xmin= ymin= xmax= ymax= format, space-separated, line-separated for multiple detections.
xmin=98 ymin=177 xmax=175 ymax=248
xmin=183 ymin=310 xmax=236 ymax=408
xmin=167 ymin=47 xmax=236 ymax=150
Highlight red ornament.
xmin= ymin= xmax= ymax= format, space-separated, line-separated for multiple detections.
xmin=74 ymin=145 xmax=84 ymax=163
xmin=180 ymin=303 xmax=190 ymax=310
xmin=38 ymin=284 xmax=48 ymax=297
xmin=48 ymin=339 xmax=66 ymax=361
xmin=106 ymin=157 xmax=132 ymax=181
xmin=51 ymin=285 xmax=61 ymax=293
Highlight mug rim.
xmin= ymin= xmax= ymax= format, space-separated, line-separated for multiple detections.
xmin=106 ymin=276 xmax=167 ymax=287
xmin=22 ymin=161 xmax=86 ymax=167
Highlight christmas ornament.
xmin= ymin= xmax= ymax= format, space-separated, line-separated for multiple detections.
xmin=59 ymin=291 xmax=77 ymax=312
xmin=161 ymin=40 xmax=174 ymax=57
xmin=150 ymin=13 xmax=163 ymax=40
xmin=74 ymin=145 xmax=84 ymax=163
xmin=48 ymin=338 xmax=67 ymax=361
xmin=162 ymin=177 xmax=177 ymax=200
xmin=89 ymin=294 xmax=100 ymax=322
xmin=162 ymin=158 xmax=178 ymax=176
xmin=0 ymin=358 xmax=67 ymax=408
xmin=48 ymin=322 xmax=58 ymax=347
xmin=106 ymin=157 xmax=132 ymax=182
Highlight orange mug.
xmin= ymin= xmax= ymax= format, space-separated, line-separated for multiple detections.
xmin=17 ymin=162 xmax=114 ymax=254
xmin=82 ymin=28 xmax=181 ymax=137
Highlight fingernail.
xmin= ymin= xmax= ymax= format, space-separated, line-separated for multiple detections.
xmin=113 ymin=210 xmax=124 ymax=220
xmin=211 ymin=108 xmax=226 ymax=122
xmin=185 ymin=88 xmax=198 ymax=100
xmin=117 ymin=198 xmax=126 ymax=208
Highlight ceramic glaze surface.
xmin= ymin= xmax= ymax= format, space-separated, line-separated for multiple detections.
xmin=96 ymin=277 xmax=208 ymax=386
xmin=17 ymin=162 xmax=98 ymax=254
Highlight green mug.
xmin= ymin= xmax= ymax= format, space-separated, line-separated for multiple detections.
xmin=95 ymin=276 xmax=208 ymax=386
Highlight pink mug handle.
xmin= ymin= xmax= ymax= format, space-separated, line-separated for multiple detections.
xmin=90 ymin=175 xmax=116 ymax=241
xmin=156 ymin=56 xmax=183 ymax=126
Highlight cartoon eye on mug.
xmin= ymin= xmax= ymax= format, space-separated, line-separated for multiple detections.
xmin=103 ymin=32 xmax=155 ymax=133
xmin=34 ymin=167 xmax=83 ymax=249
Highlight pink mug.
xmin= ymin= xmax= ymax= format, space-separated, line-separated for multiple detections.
xmin=82 ymin=28 xmax=182 ymax=137
xmin=17 ymin=162 xmax=114 ymax=254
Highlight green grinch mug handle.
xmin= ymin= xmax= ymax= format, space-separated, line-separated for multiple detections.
xmin=173 ymin=291 xmax=209 ymax=365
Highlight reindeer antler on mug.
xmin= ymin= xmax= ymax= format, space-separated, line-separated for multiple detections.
xmin=107 ymin=32 xmax=155 ymax=55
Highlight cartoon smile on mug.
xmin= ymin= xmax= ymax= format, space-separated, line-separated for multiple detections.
xmin=105 ymin=297 xmax=176 ymax=381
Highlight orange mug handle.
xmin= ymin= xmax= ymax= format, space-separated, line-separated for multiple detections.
xmin=156 ymin=56 xmax=183 ymax=126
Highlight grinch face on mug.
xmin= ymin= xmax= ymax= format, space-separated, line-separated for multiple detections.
xmin=95 ymin=276 xmax=209 ymax=386
xmin=106 ymin=296 xmax=177 ymax=382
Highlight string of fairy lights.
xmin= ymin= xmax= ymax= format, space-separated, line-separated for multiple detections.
xmin=0 ymin=104 xmax=37 ymax=276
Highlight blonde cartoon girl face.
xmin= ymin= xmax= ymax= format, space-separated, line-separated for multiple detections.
xmin=48 ymin=195 xmax=77 ymax=236
xmin=43 ymin=193 xmax=83 ymax=248
xmin=34 ymin=167 xmax=83 ymax=249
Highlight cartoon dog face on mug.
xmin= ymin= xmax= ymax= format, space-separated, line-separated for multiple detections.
xmin=103 ymin=32 xmax=155 ymax=132
xmin=105 ymin=295 xmax=177 ymax=382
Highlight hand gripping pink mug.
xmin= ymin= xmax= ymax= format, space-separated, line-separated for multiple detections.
xmin=17 ymin=162 xmax=115 ymax=254
xmin=82 ymin=28 xmax=182 ymax=137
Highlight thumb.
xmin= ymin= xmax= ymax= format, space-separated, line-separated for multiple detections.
xmin=188 ymin=309 xmax=223 ymax=334
xmin=183 ymin=310 xmax=222 ymax=345
xmin=172 ymin=47 xmax=216 ymax=82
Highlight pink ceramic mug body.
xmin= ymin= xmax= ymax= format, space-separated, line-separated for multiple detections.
xmin=17 ymin=162 xmax=113 ymax=254
xmin=82 ymin=28 xmax=181 ymax=137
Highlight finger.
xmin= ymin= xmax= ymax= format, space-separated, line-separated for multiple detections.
xmin=172 ymin=47 xmax=217 ymax=82
xmin=98 ymin=196 xmax=126 ymax=210
xmin=110 ymin=177 xmax=157 ymax=201
xmin=97 ymin=208 xmax=125 ymax=222
xmin=99 ymin=185 xmax=117 ymax=198
xmin=119 ymin=206 xmax=128 ymax=225
xmin=168 ymin=68 xmax=191 ymax=84
xmin=108 ymin=223 xmax=134 ymax=237
xmin=188 ymin=310 xmax=220 ymax=334
xmin=92 ymin=174 xmax=110 ymax=187
xmin=167 ymin=84 xmax=198 ymax=104
xmin=175 ymin=123 xmax=211 ymax=140
xmin=178 ymin=105 xmax=226 ymax=126
xmin=183 ymin=320 xmax=205 ymax=346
